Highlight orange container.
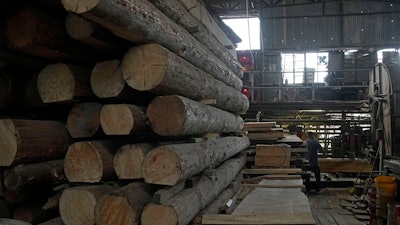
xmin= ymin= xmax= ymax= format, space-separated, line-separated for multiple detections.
xmin=375 ymin=176 xmax=396 ymax=218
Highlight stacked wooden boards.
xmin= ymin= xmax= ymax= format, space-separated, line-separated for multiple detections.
xmin=255 ymin=144 xmax=291 ymax=168
xmin=0 ymin=0 xmax=250 ymax=225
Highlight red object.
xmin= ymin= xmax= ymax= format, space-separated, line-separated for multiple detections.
xmin=242 ymin=88 xmax=250 ymax=100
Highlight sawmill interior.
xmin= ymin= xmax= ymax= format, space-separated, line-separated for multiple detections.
xmin=1 ymin=0 xmax=400 ymax=225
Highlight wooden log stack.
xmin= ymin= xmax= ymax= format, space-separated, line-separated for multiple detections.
xmin=0 ymin=0 xmax=250 ymax=224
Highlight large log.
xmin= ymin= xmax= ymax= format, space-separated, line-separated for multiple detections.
xmin=37 ymin=63 xmax=93 ymax=103
xmin=122 ymin=44 xmax=248 ymax=113
xmin=90 ymin=59 xmax=155 ymax=105
xmin=65 ymin=14 xmax=126 ymax=54
xmin=66 ymin=102 xmax=103 ymax=138
xmin=0 ymin=119 xmax=70 ymax=166
xmin=61 ymin=0 xmax=243 ymax=90
xmin=147 ymin=95 xmax=244 ymax=136
xmin=100 ymin=104 xmax=147 ymax=135
xmin=141 ymin=154 xmax=246 ymax=225
xmin=114 ymin=143 xmax=154 ymax=179
xmin=6 ymin=8 xmax=101 ymax=64
xmin=95 ymin=182 xmax=154 ymax=225
xmin=64 ymin=140 xmax=124 ymax=183
xmin=142 ymin=136 xmax=249 ymax=185
xmin=3 ymin=160 xmax=65 ymax=191
xmin=59 ymin=184 xmax=117 ymax=225
xmin=149 ymin=0 xmax=243 ymax=77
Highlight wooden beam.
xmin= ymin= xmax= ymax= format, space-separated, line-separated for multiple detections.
xmin=153 ymin=181 xmax=186 ymax=204
xmin=243 ymin=168 xmax=302 ymax=175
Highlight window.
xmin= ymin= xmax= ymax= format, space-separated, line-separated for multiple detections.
xmin=282 ymin=52 xmax=329 ymax=84
xmin=223 ymin=17 xmax=261 ymax=50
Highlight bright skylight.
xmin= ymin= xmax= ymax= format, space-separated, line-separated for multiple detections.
xmin=223 ymin=17 xmax=261 ymax=50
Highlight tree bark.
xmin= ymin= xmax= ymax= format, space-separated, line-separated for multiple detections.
xmin=66 ymin=102 xmax=103 ymax=138
xmin=59 ymin=184 xmax=117 ymax=225
xmin=149 ymin=0 xmax=243 ymax=77
xmin=90 ymin=59 xmax=155 ymax=105
xmin=147 ymin=95 xmax=244 ymax=136
xmin=95 ymin=182 xmax=154 ymax=225
xmin=6 ymin=8 xmax=102 ymax=65
xmin=114 ymin=143 xmax=154 ymax=179
xmin=122 ymin=44 xmax=248 ymax=113
xmin=61 ymin=0 xmax=243 ymax=90
xmin=142 ymin=136 xmax=249 ymax=185
xmin=141 ymin=154 xmax=246 ymax=225
xmin=37 ymin=63 xmax=93 ymax=103
xmin=3 ymin=160 xmax=65 ymax=191
xmin=100 ymin=104 xmax=147 ymax=135
xmin=64 ymin=140 xmax=124 ymax=183
xmin=0 ymin=119 xmax=70 ymax=166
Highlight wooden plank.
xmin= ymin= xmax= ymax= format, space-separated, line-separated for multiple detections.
xmin=255 ymin=144 xmax=291 ymax=168
xmin=319 ymin=158 xmax=372 ymax=173
xmin=153 ymin=181 xmax=185 ymax=203
xmin=243 ymin=122 xmax=277 ymax=131
xmin=242 ymin=175 xmax=302 ymax=184
xmin=243 ymin=168 xmax=302 ymax=175
xmin=247 ymin=131 xmax=284 ymax=140
xmin=201 ymin=214 xmax=316 ymax=224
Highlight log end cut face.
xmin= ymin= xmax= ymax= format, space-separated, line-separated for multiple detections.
xmin=141 ymin=204 xmax=178 ymax=225
xmin=142 ymin=147 xmax=181 ymax=185
xmin=64 ymin=142 xmax=103 ymax=182
xmin=6 ymin=9 xmax=37 ymax=49
xmin=114 ymin=144 xmax=145 ymax=179
xmin=65 ymin=14 xmax=96 ymax=39
xmin=147 ymin=95 xmax=185 ymax=136
xmin=59 ymin=187 xmax=98 ymax=225
xmin=95 ymin=195 xmax=136 ymax=225
xmin=100 ymin=104 xmax=134 ymax=135
xmin=122 ymin=44 xmax=168 ymax=91
xmin=90 ymin=60 xmax=125 ymax=98
xmin=67 ymin=103 xmax=102 ymax=138
xmin=61 ymin=0 xmax=100 ymax=13
xmin=37 ymin=63 xmax=75 ymax=103
xmin=0 ymin=119 xmax=17 ymax=166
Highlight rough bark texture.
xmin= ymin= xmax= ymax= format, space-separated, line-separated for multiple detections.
xmin=64 ymin=140 xmax=123 ymax=183
xmin=37 ymin=63 xmax=93 ymax=103
xmin=3 ymin=160 xmax=65 ymax=191
xmin=61 ymin=0 xmax=243 ymax=90
xmin=149 ymin=0 xmax=243 ymax=77
xmin=114 ymin=143 xmax=154 ymax=179
xmin=147 ymin=95 xmax=244 ymax=136
xmin=142 ymin=136 xmax=249 ymax=185
xmin=141 ymin=154 xmax=246 ymax=225
xmin=59 ymin=184 xmax=117 ymax=225
xmin=0 ymin=119 xmax=70 ymax=166
xmin=122 ymin=44 xmax=248 ymax=113
xmin=95 ymin=182 xmax=153 ymax=225
xmin=100 ymin=104 xmax=147 ymax=135
xmin=67 ymin=102 xmax=103 ymax=138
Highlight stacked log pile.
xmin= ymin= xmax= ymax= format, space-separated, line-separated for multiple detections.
xmin=0 ymin=0 xmax=250 ymax=224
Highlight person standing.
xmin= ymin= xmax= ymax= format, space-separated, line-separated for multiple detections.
xmin=305 ymin=131 xmax=324 ymax=193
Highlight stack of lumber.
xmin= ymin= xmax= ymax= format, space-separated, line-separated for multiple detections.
xmin=0 ymin=0 xmax=250 ymax=224
xmin=255 ymin=144 xmax=291 ymax=168
xmin=243 ymin=122 xmax=284 ymax=140
xmin=319 ymin=158 xmax=373 ymax=173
